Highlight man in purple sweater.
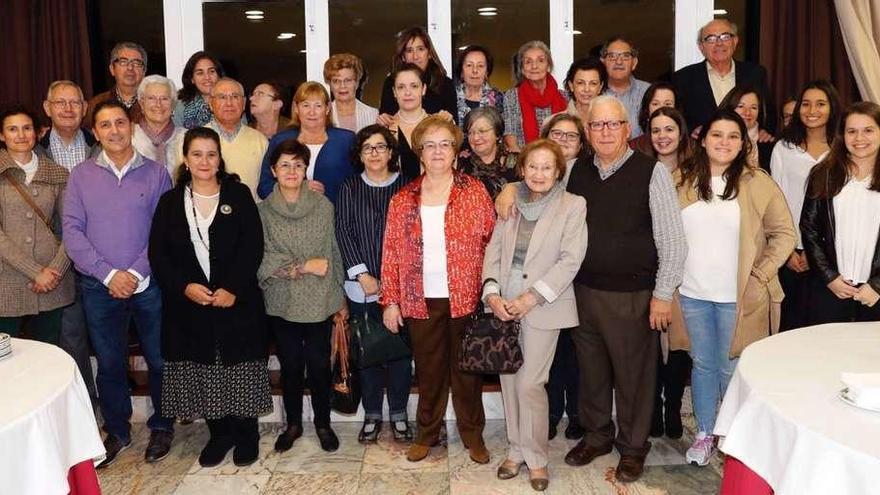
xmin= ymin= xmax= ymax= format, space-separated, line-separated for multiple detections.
xmin=63 ymin=100 xmax=173 ymax=468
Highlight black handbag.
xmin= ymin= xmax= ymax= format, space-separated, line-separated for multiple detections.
xmin=330 ymin=314 xmax=361 ymax=414
xmin=458 ymin=280 xmax=524 ymax=374
xmin=352 ymin=309 xmax=410 ymax=369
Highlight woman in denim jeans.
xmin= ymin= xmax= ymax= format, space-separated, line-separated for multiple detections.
xmin=672 ymin=109 xmax=795 ymax=467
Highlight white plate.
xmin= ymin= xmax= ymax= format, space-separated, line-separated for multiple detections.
xmin=839 ymin=388 xmax=880 ymax=413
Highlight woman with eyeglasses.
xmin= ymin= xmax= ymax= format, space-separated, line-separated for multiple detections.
xmin=503 ymin=41 xmax=567 ymax=152
xmin=458 ymin=106 xmax=518 ymax=199
xmin=248 ymin=81 xmax=290 ymax=140
xmin=174 ymin=51 xmax=224 ymax=129
xmin=132 ymin=75 xmax=187 ymax=178
xmin=561 ymin=57 xmax=606 ymax=128
xmin=335 ymin=125 xmax=412 ymax=444
xmin=381 ymin=116 xmax=495 ymax=465
xmin=378 ymin=27 xmax=456 ymax=126
xmin=324 ymin=54 xmax=379 ymax=133
xmin=258 ymin=138 xmax=346 ymax=454
xmin=454 ymin=45 xmax=505 ymax=124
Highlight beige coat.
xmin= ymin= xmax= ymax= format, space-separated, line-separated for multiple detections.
xmin=482 ymin=188 xmax=588 ymax=330
xmin=0 ymin=150 xmax=74 ymax=316
xmin=669 ymin=168 xmax=797 ymax=357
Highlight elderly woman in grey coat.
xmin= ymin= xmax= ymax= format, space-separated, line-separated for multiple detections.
xmin=0 ymin=106 xmax=74 ymax=344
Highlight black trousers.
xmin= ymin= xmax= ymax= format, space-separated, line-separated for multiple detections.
xmin=547 ymin=327 xmax=579 ymax=426
xmin=652 ymin=349 xmax=690 ymax=421
xmin=808 ymin=277 xmax=880 ymax=324
xmin=206 ymin=416 xmax=259 ymax=445
xmin=271 ymin=316 xmax=333 ymax=428
xmin=779 ymin=265 xmax=813 ymax=331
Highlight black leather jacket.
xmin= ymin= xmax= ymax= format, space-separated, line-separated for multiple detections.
xmin=800 ymin=194 xmax=880 ymax=291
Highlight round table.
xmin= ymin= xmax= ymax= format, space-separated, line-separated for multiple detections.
xmin=715 ymin=322 xmax=880 ymax=495
xmin=0 ymin=338 xmax=105 ymax=495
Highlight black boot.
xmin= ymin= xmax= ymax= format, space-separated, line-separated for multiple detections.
xmin=664 ymin=351 xmax=690 ymax=439
xmin=650 ymin=357 xmax=665 ymax=438
xmin=200 ymin=418 xmax=234 ymax=467
xmin=232 ymin=417 xmax=260 ymax=466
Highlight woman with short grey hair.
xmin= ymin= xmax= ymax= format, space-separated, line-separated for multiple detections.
xmin=459 ymin=106 xmax=518 ymax=199
xmin=133 ymin=75 xmax=186 ymax=177
xmin=503 ymin=41 xmax=567 ymax=153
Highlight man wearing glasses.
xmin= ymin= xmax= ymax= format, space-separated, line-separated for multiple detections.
xmin=248 ymin=81 xmax=290 ymax=140
xmin=85 ymin=41 xmax=148 ymax=128
xmin=39 ymin=80 xmax=99 ymax=170
xmin=672 ymin=19 xmax=775 ymax=135
xmin=600 ymin=37 xmax=650 ymax=139
xmin=562 ymin=95 xmax=685 ymax=483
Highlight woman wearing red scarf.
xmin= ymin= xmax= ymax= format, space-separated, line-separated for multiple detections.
xmin=502 ymin=41 xmax=568 ymax=152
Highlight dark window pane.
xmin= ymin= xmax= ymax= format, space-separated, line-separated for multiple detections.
xmin=329 ymin=1 xmax=425 ymax=107
xmin=203 ymin=1 xmax=306 ymax=102
xmin=452 ymin=0 xmax=549 ymax=91
xmin=574 ymin=0 xmax=675 ymax=82
xmin=94 ymin=0 xmax=165 ymax=94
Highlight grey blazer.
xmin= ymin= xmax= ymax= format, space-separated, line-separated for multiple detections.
xmin=481 ymin=189 xmax=588 ymax=330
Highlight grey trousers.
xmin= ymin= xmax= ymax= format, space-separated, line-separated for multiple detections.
xmin=59 ymin=283 xmax=98 ymax=403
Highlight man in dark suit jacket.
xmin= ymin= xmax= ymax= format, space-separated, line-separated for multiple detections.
xmin=672 ymin=19 xmax=776 ymax=136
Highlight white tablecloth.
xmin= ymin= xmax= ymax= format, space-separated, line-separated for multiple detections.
xmin=0 ymin=338 xmax=105 ymax=495
xmin=715 ymin=323 xmax=880 ymax=495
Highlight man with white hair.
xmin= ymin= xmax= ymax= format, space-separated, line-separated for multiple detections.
xmin=39 ymin=80 xmax=99 ymax=169
xmin=562 ymin=95 xmax=686 ymax=483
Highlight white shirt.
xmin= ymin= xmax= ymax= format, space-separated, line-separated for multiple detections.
xmin=833 ymin=176 xmax=880 ymax=284
xmin=420 ymin=204 xmax=449 ymax=298
xmin=770 ymin=141 xmax=827 ymax=248
xmin=707 ymin=60 xmax=737 ymax=105
xmin=305 ymin=143 xmax=324 ymax=180
xmin=15 ymin=152 xmax=38 ymax=185
xmin=680 ymin=176 xmax=741 ymax=302
xmin=184 ymin=188 xmax=218 ymax=280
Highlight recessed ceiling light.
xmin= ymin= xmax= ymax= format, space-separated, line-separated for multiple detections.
xmin=458 ymin=45 xmax=468 ymax=51
xmin=299 ymin=49 xmax=308 ymax=54
xmin=571 ymin=30 xmax=582 ymax=35
xmin=244 ymin=10 xmax=264 ymax=15
xmin=477 ymin=7 xmax=497 ymax=12
xmin=277 ymin=32 xmax=296 ymax=40
xmin=713 ymin=9 xmax=728 ymax=15
xmin=478 ymin=11 xmax=497 ymax=16
xmin=246 ymin=14 xmax=264 ymax=20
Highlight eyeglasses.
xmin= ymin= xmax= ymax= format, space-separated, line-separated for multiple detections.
xmin=588 ymin=120 xmax=627 ymax=131
xmin=113 ymin=57 xmax=145 ymax=69
xmin=330 ymin=78 xmax=357 ymax=87
xmin=275 ymin=161 xmax=307 ymax=171
xmin=48 ymin=99 xmax=84 ymax=109
xmin=250 ymin=90 xmax=277 ymax=100
xmin=143 ymin=95 xmax=172 ymax=105
xmin=701 ymin=32 xmax=735 ymax=44
xmin=602 ymin=51 xmax=634 ymax=62
xmin=213 ymin=93 xmax=244 ymax=102
xmin=360 ymin=143 xmax=390 ymax=155
xmin=421 ymin=140 xmax=455 ymax=152
xmin=549 ymin=129 xmax=581 ymax=142
xmin=467 ymin=127 xmax=494 ymax=138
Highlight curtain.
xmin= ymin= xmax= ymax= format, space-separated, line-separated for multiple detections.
xmin=760 ymin=0 xmax=860 ymax=115
xmin=834 ymin=0 xmax=880 ymax=103
xmin=0 ymin=0 xmax=93 ymax=119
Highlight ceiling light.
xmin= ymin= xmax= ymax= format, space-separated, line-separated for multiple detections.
xmin=299 ymin=49 xmax=308 ymax=54
xmin=244 ymin=10 xmax=264 ymax=15
xmin=571 ymin=30 xmax=582 ymax=35
xmin=277 ymin=32 xmax=296 ymax=40
xmin=246 ymin=14 xmax=264 ymax=20
xmin=478 ymin=11 xmax=497 ymax=16
xmin=458 ymin=45 xmax=469 ymax=50
xmin=713 ymin=9 xmax=728 ymax=15
xmin=477 ymin=7 xmax=497 ymax=12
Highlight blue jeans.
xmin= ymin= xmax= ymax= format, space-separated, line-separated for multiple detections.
xmin=679 ymin=295 xmax=738 ymax=434
xmin=80 ymin=276 xmax=172 ymax=441
xmin=350 ymin=301 xmax=412 ymax=421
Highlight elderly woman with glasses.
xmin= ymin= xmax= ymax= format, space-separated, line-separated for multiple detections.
xmin=132 ymin=75 xmax=187 ymax=178
xmin=458 ymin=106 xmax=518 ymax=199
xmin=324 ymin=53 xmax=379 ymax=133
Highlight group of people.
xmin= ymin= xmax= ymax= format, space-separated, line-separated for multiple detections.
xmin=2 ymin=17 xmax=879 ymax=492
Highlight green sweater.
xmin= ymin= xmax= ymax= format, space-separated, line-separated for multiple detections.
xmin=258 ymin=185 xmax=344 ymax=323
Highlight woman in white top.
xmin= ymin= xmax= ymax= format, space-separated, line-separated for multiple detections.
xmin=770 ymin=80 xmax=841 ymax=330
xmin=324 ymin=54 xmax=379 ymax=133
xmin=801 ymin=101 xmax=880 ymax=323
xmin=132 ymin=75 xmax=187 ymax=178
xmin=673 ymin=109 xmax=795 ymax=467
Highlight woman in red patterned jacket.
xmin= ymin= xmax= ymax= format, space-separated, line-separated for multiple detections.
xmin=381 ymin=115 xmax=495 ymax=465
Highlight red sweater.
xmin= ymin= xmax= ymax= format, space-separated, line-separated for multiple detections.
xmin=380 ymin=172 xmax=495 ymax=319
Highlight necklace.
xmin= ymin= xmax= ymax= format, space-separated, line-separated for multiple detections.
xmin=188 ymin=186 xmax=216 ymax=252
xmin=398 ymin=109 xmax=427 ymax=125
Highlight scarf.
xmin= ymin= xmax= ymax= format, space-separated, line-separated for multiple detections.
xmin=515 ymin=180 xmax=563 ymax=221
xmin=517 ymin=73 xmax=567 ymax=143
xmin=140 ymin=121 xmax=176 ymax=166
xmin=181 ymin=95 xmax=213 ymax=129
xmin=455 ymin=82 xmax=502 ymax=123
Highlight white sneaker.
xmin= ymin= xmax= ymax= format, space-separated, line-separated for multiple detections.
xmin=685 ymin=431 xmax=715 ymax=466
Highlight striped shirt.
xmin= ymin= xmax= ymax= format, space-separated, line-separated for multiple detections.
xmin=335 ymin=172 xmax=406 ymax=302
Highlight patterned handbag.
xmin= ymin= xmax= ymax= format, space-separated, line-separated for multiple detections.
xmin=458 ymin=280 xmax=524 ymax=374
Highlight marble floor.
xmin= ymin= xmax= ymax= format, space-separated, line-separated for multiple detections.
xmin=96 ymin=409 xmax=723 ymax=494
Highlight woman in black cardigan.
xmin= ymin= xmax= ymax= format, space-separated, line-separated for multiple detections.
xmin=149 ymin=127 xmax=272 ymax=468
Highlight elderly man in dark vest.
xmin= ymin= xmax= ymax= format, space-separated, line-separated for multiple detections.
xmin=563 ymin=95 xmax=686 ymax=482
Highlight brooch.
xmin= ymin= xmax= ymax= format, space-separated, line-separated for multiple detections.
xmin=220 ymin=204 xmax=233 ymax=215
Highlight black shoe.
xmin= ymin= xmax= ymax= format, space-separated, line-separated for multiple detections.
xmin=548 ymin=422 xmax=558 ymax=441
xmin=392 ymin=420 xmax=414 ymax=442
xmin=233 ymin=440 xmax=259 ymax=466
xmin=316 ymin=426 xmax=340 ymax=452
xmin=96 ymin=434 xmax=131 ymax=469
xmin=145 ymin=430 xmax=174 ymax=463
xmin=274 ymin=424 xmax=303 ymax=453
xmin=359 ymin=419 xmax=382 ymax=444
xmin=564 ymin=420 xmax=585 ymax=440
xmin=199 ymin=436 xmax=234 ymax=467
xmin=664 ymin=404 xmax=683 ymax=439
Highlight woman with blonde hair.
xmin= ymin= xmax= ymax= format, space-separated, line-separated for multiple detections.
xmin=324 ymin=53 xmax=379 ymax=132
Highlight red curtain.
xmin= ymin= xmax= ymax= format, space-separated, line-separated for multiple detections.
xmin=760 ymin=0 xmax=860 ymax=110
xmin=0 ymin=0 xmax=93 ymax=118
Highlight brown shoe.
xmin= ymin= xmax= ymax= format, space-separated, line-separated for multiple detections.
xmin=615 ymin=454 xmax=645 ymax=482
xmin=468 ymin=443 xmax=490 ymax=464
xmin=564 ymin=440 xmax=612 ymax=466
xmin=497 ymin=459 xmax=522 ymax=479
xmin=406 ymin=443 xmax=431 ymax=462
xmin=529 ymin=468 xmax=549 ymax=491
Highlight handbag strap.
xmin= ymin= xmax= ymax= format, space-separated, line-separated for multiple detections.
xmin=476 ymin=278 xmax=499 ymax=315
xmin=3 ymin=169 xmax=55 ymax=237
